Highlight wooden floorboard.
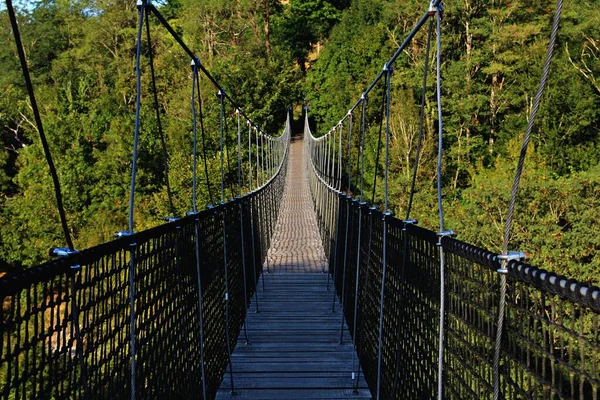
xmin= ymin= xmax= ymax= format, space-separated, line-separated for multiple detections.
xmin=216 ymin=273 xmax=370 ymax=400
xmin=216 ymin=135 xmax=371 ymax=399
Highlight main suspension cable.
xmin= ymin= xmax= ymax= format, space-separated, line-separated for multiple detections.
xmin=493 ymin=1 xmax=564 ymax=399
xmin=6 ymin=0 xmax=74 ymax=251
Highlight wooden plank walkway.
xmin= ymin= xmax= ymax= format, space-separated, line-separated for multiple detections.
xmin=216 ymin=134 xmax=371 ymax=399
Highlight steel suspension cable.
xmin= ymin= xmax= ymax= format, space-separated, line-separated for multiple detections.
xmin=6 ymin=0 xmax=74 ymax=251
xmin=339 ymin=120 xmax=351 ymax=343
xmin=196 ymin=68 xmax=214 ymax=206
xmin=189 ymin=65 xmax=209 ymax=396
xmin=434 ymin=7 xmax=446 ymax=400
xmin=124 ymin=5 xmax=146 ymax=398
xmin=6 ymin=7 xmax=93 ymax=398
xmin=224 ymin=106 xmax=235 ymax=199
xmin=360 ymin=95 xmax=368 ymax=201
xmin=191 ymin=60 xmax=200 ymax=212
xmin=346 ymin=113 xmax=354 ymax=194
xmin=493 ymin=1 xmax=563 ymax=399
xmin=219 ymin=90 xmax=226 ymax=202
xmin=375 ymin=64 xmax=392 ymax=400
xmin=351 ymin=95 xmax=368 ymax=390
xmin=145 ymin=12 xmax=175 ymax=216
xmin=218 ymin=87 xmax=236 ymax=394
xmin=391 ymin=20 xmax=434 ymax=397
xmin=370 ymin=75 xmax=388 ymax=205
xmin=236 ymin=110 xmax=250 ymax=344
xmin=146 ymin=4 xmax=272 ymax=142
xmin=247 ymin=121 xmax=260 ymax=312
xmin=338 ymin=123 xmax=343 ymax=191
xmin=406 ymin=19 xmax=433 ymax=221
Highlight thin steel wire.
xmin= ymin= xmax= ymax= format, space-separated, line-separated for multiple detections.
xmin=493 ymin=1 xmax=564 ymax=399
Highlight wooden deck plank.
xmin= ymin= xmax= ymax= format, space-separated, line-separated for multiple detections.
xmin=216 ymin=134 xmax=372 ymax=400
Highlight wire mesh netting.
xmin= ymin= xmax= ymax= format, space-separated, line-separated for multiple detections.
xmin=312 ymin=186 xmax=600 ymax=399
xmin=0 ymin=157 xmax=287 ymax=399
xmin=306 ymin=117 xmax=600 ymax=399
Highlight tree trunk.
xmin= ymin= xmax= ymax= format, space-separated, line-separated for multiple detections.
xmin=264 ymin=2 xmax=271 ymax=54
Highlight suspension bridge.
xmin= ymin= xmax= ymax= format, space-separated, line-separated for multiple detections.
xmin=2 ymin=0 xmax=600 ymax=399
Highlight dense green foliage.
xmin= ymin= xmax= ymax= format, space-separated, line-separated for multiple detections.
xmin=306 ymin=0 xmax=600 ymax=284
xmin=0 ymin=0 xmax=347 ymax=267
xmin=1 ymin=0 xmax=599 ymax=284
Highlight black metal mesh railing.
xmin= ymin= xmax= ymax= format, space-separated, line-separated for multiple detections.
xmin=1 ymin=144 xmax=288 ymax=400
xmin=307 ymin=124 xmax=600 ymax=399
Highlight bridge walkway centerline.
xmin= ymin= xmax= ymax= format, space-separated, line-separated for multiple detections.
xmin=216 ymin=131 xmax=371 ymax=399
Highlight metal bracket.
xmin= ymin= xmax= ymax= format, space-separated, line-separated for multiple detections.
xmin=429 ymin=0 xmax=444 ymax=16
xmin=402 ymin=219 xmax=418 ymax=231
xmin=497 ymin=251 xmax=528 ymax=274
xmin=164 ymin=216 xmax=179 ymax=223
xmin=50 ymin=248 xmax=81 ymax=270
xmin=115 ymin=231 xmax=136 ymax=247
xmin=436 ymin=229 xmax=456 ymax=246
xmin=115 ymin=230 xmax=134 ymax=238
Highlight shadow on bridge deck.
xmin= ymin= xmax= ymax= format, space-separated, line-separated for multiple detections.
xmin=216 ymin=132 xmax=371 ymax=399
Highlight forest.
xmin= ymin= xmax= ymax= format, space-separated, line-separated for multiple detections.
xmin=1 ymin=0 xmax=599 ymax=285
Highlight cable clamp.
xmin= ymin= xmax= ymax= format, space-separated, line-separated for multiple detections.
xmin=361 ymin=92 xmax=367 ymax=101
xmin=403 ymin=219 xmax=418 ymax=231
xmin=217 ymin=89 xmax=225 ymax=98
xmin=190 ymin=57 xmax=200 ymax=68
xmin=347 ymin=111 xmax=353 ymax=118
xmin=235 ymin=108 xmax=240 ymax=116
xmin=429 ymin=0 xmax=444 ymax=16
xmin=436 ymin=229 xmax=456 ymax=246
xmin=497 ymin=251 xmax=528 ymax=274
xmin=50 ymin=248 xmax=81 ymax=270
xmin=225 ymin=292 xmax=229 ymax=301
xmin=115 ymin=230 xmax=134 ymax=238
xmin=115 ymin=231 xmax=136 ymax=248
xmin=383 ymin=62 xmax=389 ymax=71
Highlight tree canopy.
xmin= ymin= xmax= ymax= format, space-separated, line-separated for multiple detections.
xmin=1 ymin=0 xmax=599 ymax=285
